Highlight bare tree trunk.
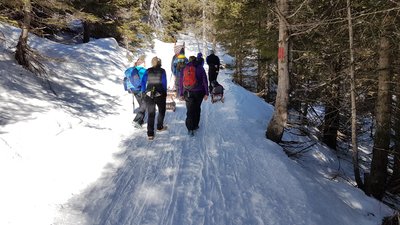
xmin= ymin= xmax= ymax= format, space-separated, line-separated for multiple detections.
xmin=266 ymin=0 xmax=289 ymax=143
xmin=235 ymin=53 xmax=244 ymax=85
xmin=347 ymin=0 xmax=363 ymax=190
xmin=83 ymin=21 xmax=90 ymax=43
xmin=257 ymin=50 xmax=265 ymax=93
xmin=264 ymin=62 xmax=270 ymax=101
xmin=202 ymin=0 xmax=207 ymax=55
xmin=367 ymin=35 xmax=392 ymax=200
xmin=388 ymin=81 xmax=400 ymax=193
xmin=322 ymin=61 xmax=340 ymax=150
xmin=149 ymin=0 xmax=162 ymax=32
xmin=388 ymin=43 xmax=400 ymax=192
xmin=15 ymin=0 xmax=32 ymax=68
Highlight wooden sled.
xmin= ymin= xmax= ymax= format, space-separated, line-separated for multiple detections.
xmin=166 ymin=90 xmax=177 ymax=112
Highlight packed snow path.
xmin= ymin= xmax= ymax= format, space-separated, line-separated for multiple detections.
xmin=56 ymin=74 xmax=381 ymax=225
xmin=0 ymin=23 xmax=389 ymax=225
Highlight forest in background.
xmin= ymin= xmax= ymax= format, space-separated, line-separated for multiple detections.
xmin=1 ymin=0 xmax=400 ymax=220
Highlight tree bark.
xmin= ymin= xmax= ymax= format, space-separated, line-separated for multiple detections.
xmin=367 ymin=35 xmax=392 ymax=200
xmin=15 ymin=0 xmax=32 ymax=68
xmin=266 ymin=0 xmax=289 ymax=143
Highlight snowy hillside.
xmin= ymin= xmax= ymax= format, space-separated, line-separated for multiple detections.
xmin=0 ymin=22 xmax=393 ymax=225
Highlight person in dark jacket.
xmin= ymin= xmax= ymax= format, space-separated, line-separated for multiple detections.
xmin=196 ymin=52 xmax=204 ymax=67
xmin=179 ymin=56 xmax=209 ymax=136
xmin=140 ymin=57 xmax=168 ymax=140
xmin=206 ymin=50 xmax=220 ymax=92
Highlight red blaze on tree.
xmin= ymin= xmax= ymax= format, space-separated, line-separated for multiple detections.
xmin=278 ymin=47 xmax=284 ymax=61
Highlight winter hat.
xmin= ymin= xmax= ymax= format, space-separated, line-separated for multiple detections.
xmin=197 ymin=52 xmax=203 ymax=58
xmin=174 ymin=44 xmax=184 ymax=55
xmin=177 ymin=54 xmax=186 ymax=59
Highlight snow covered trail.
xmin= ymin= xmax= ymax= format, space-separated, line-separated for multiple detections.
xmin=55 ymin=72 xmax=382 ymax=225
xmin=0 ymin=23 xmax=391 ymax=225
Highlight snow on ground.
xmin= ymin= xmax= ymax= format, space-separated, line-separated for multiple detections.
xmin=0 ymin=22 xmax=393 ymax=225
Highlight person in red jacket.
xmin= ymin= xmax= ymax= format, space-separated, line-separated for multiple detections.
xmin=179 ymin=56 xmax=209 ymax=136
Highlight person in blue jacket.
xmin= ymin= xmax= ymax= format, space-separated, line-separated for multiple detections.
xmin=139 ymin=56 xmax=168 ymax=140
xmin=171 ymin=47 xmax=188 ymax=96
xmin=130 ymin=56 xmax=147 ymax=127
xmin=179 ymin=56 xmax=209 ymax=136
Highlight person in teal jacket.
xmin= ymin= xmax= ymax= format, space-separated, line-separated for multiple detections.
xmin=131 ymin=55 xmax=147 ymax=127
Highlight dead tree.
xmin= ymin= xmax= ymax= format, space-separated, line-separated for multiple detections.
xmin=15 ymin=0 xmax=46 ymax=76
xmin=347 ymin=0 xmax=364 ymax=190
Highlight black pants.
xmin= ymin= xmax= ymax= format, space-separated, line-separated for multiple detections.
xmin=133 ymin=93 xmax=146 ymax=125
xmin=132 ymin=92 xmax=144 ymax=113
xmin=184 ymin=91 xmax=205 ymax=131
xmin=208 ymin=70 xmax=218 ymax=83
xmin=208 ymin=71 xmax=218 ymax=92
xmin=145 ymin=95 xmax=167 ymax=136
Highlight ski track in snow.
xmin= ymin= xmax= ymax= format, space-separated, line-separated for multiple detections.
xmin=54 ymin=74 xmax=381 ymax=225
xmin=1 ymin=23 xmax=390 ymax=225
xmin=55 ymin=74 xmax=281 ymax=225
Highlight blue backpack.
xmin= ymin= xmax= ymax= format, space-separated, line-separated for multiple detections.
xmin=124 ymin=67 xmax=141 ymax=93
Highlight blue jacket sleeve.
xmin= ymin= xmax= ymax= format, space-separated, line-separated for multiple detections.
xmin=171 ymin=56 xmax=177 ymax=75
xmin=141 ymin=70 xmax=148 ymax=93
xmin=162 ymin=69 xmax=167 ymax=92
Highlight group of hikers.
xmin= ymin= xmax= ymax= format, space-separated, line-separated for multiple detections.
xmin=124 ymin=44 xmax=221 ymax=140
